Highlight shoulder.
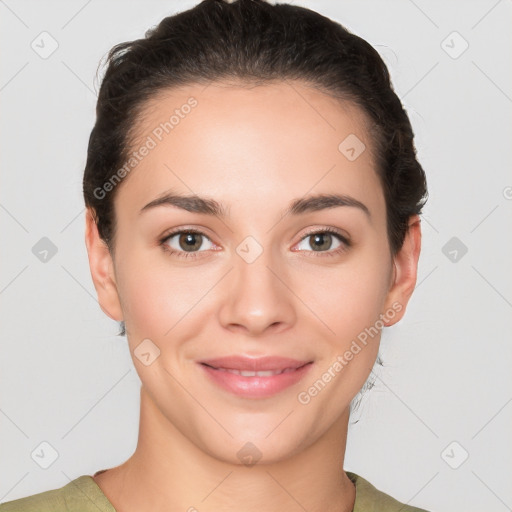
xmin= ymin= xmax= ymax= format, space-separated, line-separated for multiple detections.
xmin=348 ymin=471 xmax=432 ymax=512
xmin=0 ymin=475 xmax=115 ymax=512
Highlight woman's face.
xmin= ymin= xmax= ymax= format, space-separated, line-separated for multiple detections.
xmin=87 ymin=80 xmax=419 ymax=464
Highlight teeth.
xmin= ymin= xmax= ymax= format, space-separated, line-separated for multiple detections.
xmin=216 ymin=368 xmax=293 ymax=377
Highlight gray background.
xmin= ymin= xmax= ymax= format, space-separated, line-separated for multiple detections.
xmin=1 ymin=1 xmax=511 ymax=511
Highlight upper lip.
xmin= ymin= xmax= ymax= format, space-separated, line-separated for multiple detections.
xmin=199 ymin=356 xmax=312 ymax=372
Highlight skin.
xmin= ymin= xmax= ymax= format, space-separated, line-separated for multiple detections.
xmin=85 ymin=80 xmax=421 ymax=512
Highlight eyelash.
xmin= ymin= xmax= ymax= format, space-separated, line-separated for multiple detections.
xmin=159 ymin=227 xmax=351 ymax=260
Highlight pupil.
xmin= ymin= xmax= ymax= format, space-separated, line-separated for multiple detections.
xmin=180 ymin=233 xmax=201 ymax=251
xmin=312 ymin=233 xmax=331 ymax=251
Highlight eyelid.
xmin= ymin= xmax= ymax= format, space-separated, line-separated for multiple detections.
xmin=296 ymin=226 xmax=351 ymax=246
xmin=159 ymin=227 xmax=217 ymax=259
xmin=291 ymin=226 xmax=351 ymax=258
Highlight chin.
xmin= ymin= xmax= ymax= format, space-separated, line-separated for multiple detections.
xmin=195 ymin=424 xmax=310 ymax=467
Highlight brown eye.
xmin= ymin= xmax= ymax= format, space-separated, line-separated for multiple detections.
xmin=309 ymin=232 xmax=334 ymax=251
xmin=294 ymin=229 xmax=350 ymax=256
xmin=162 ymin=230 xmax=214 ymax=256
xmin=178 ymin=232 xmax=203 ymax=251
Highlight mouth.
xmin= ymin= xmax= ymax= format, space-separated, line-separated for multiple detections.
xmin=198 ymin=356 xmax=314 ymax=398
xmin=201 ymin=365 xmax=305 ymax=377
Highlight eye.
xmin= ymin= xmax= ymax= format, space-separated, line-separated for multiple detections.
xmin=294 ymin=228 xmax=350 ymax=257
xmin=159 ymin=227 xmax=350 ymax=260
xmin=160 ymin=229 xmax=215 ymax=259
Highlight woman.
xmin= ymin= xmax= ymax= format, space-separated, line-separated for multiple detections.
xmin=0 ymin=0 xmax=431 ymax=510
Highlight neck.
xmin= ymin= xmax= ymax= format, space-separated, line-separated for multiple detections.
xmin=94 ymin=386 xmax=356 ymax=512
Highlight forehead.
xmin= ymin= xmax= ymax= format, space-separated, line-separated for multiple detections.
xmin=115 ymin=80 xmax=385 ymax=222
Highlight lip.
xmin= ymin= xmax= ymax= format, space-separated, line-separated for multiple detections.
xmin=198 ymin=356 xmax=314 ymax=399
xmin=199 ymin=355 xmax=311 ymax=372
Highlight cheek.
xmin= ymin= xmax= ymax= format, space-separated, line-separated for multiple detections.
xmin=292 ymin=256 xmax=391 ymax=415
xmin=293 ymin=251 xmax=392 ymax=344
xmin=115 ymin=248 xmax=220 ymax=340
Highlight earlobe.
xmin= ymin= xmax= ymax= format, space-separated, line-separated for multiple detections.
xmin=383 ymin=215 xmax=422 ymax=326
xmin=84 ymin=208 xmax=124 ymax=322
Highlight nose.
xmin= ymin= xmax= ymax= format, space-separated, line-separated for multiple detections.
xmin=217 ymin=245 xmax=297 ymax=336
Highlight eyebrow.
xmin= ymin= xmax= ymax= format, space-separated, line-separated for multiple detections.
xmin=140 ymin=191 xmax=371 ymax=219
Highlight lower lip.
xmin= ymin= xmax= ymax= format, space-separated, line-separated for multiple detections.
xmin=199 ymin=362 xmax=313 ymax=399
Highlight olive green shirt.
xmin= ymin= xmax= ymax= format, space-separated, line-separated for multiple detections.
xmin=0 ymin=471 xmax=431 ymax=511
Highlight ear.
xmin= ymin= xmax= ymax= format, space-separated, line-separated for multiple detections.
xmin=84 ymin=208 xmax=123 ymax=322
xmin=382 ymin=215 xmax=422 ymax=326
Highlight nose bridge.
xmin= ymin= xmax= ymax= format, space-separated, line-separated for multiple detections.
xmin=218 ymin=237 xmax=296 ymax=334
